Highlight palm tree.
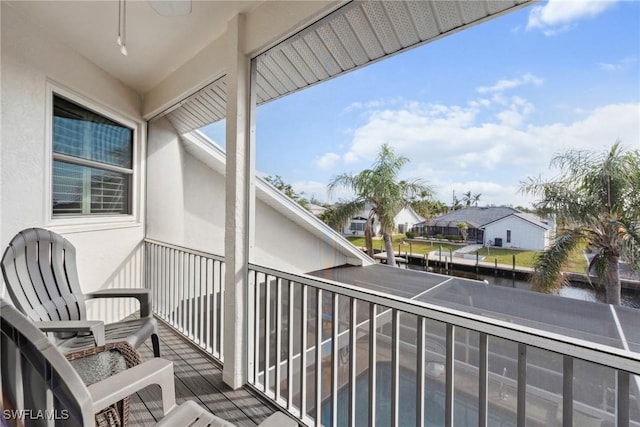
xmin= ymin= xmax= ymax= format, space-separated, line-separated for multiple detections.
xmin=520 ymin=142 xmax=640 ymax=305
xmin=457 ymin=222 xmax=469 ymax=242
xmin=462 ymin=191 xmax=481 ymax=207
xmin=327 ymin=144 xmax=433 ymax=266
xmin=462 ymin=191 xmax=473 ymax=208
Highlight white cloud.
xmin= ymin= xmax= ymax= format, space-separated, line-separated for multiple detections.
xmin=292 ymin=180 xmax=354 ymax=203
xmin=338 ymin=99 xmax=639 ymax=206
xmin=477 ymin=73 xmax=544 ymax=94
xmin=438 ymin=181 xmax=533 ymax=208
xmin=527 ymin=0 xmax=617 ymax=35
xmin=315 ymin=152 xmax=340 ymax=170
xmin=597 ymin=56 xmax=637 ymax=72
xmin=343 ymin=99 xmax=389 ymax=113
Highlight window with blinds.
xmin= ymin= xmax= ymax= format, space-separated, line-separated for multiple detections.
xmin=52 ymin=95 xmax=133 ymax=216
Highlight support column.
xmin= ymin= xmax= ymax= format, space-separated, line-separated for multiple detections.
xmin=223 ymin=13 xmax=256 ymax=389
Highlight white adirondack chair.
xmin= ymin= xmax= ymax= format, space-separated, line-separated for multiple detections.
xmin=1 ymin=228 xmax=160 ymax=357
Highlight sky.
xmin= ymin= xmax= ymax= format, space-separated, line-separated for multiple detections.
xmin=202 ymin=0 xmax=640 ymax=208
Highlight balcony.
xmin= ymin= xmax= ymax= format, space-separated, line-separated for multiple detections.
xmin=144 ymin=239 xmax=640 ymax=427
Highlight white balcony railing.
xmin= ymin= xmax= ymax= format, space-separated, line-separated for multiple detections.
xmin=145 ymin=239 xmax=225 ymax=361
xmin=144 ymin=240 xmax=640 ymax=427
xmin=247 ymin=265 xmax=640 ymax=427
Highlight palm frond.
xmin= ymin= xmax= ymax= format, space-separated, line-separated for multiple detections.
xmin=325 ymin=199 xmax=365 ymax=230
xmin=531 ymin=229 xmax=585 ymax=293
xmin=587 ymin=252 xmax=608 ymax=287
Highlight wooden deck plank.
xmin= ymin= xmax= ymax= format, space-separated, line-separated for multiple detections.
xmin=146 ymin=333 xmax=258 ymax=426
xmin=127 ymin=318 xmax=281 ymax=426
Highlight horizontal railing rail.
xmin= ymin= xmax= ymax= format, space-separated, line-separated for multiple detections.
xmin=145 ymin=239 xmax=225 ymax=361
xmin=248 ymin=262 xmax=640 ymax=427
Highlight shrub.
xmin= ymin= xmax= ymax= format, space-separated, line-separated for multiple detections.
xmin=405 ymin=231 xmax=415 ymax=239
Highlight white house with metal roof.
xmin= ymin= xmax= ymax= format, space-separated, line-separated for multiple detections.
xmin=413 ymin=206 xmax=555 ymax=249
xmin=482 ymin=212 xmax=555 ymax=250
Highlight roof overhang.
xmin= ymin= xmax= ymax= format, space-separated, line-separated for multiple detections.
xmin=158 ymin=0 xmax=536 ymax=133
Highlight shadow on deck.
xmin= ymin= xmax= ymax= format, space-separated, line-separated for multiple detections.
xmin=129 ymin=319 xmax=284 ymax=426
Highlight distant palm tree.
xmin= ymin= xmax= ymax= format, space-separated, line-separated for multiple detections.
xmin=462 ymin=191 xmax=473 ymax=208
xmin=462 ymin=191 xmax=481 ymax=207
xmin=520 ymin=142 xmax=640 ymax=305
xmin=327 ymin=144 xmax=433 ymax=266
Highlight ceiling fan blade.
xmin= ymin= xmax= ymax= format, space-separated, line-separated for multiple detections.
xmin=149 ymin=0 xmax=192 ymax=16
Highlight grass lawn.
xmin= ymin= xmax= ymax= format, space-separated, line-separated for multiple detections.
xmin=474 ymin=247 xmax=588 ymax=273
xmin=346 ymin=235 xmax=588 ymax=273
xmin=346 ymin=235 xmax=463 ymax=255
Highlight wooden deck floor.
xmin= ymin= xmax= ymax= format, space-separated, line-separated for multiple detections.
xmin=128 ymin=319 xmax=283 ymax=426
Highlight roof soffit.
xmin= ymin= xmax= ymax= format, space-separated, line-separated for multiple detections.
xmin=157 ymin=0 xmax=535 ymax=133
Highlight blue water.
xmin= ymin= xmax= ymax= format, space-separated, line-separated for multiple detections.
xmin=321 ymin=362 xmax=515 ymax=427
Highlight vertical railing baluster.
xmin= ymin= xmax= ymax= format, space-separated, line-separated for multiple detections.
xmin=479 ymin=333 xmax=488 ymax=427
xmin=188 ymin=254 xmax=194 ymax=338
xmin=369 ymin=303 xmax=377 ymax=427
xmin=300 ymin=285 xmax=308 ymax=421
xmin=157 ymin=244 xmax=161 ymax=316
xmin=199 ymin=256 xmax=204 ymax=346
xmin=287 ymin=280 xmax=294 ymax=411
xmin=253 ymin=270 xmax=260 ymax=386
xmin=179 ymin=252 xmax=189 ymax=335
xmin=275 ymin=278 xmax=283 ymax=402
xmin=247 ymin=268 xmax=255 ymax=384
xmin=617 ymin=370 xmax=630 ymax=427
xmin=331 ymin=293 xmax=339 ymax=427
xmin=416 ymin=317 xmax=425 ymax=427
xmin=213 ymin=260 xmax=219 ymax=357
xmin=219 ymin=262 xmax=225 ymax=362
xmin=146 ymin=243 xmax=152 ymax=313
xmin=265 ymin=275 xmax=272 ymax=395
xmin=445 ymin=324 xmax=455 ymax=427
xmin=315 ymin=288 xmax=323 ymax=426
xmin=349 ymin=297 xmax=357 ymax=427
xmin=517 ymin=343 xmax=527 ymax=427
xmin=391 ymin=309 xmax=399 ymax=427
xmin=170 ymin=248 xmax=174 ymax=324
xmin=162 ymin=246 xmax=167 ymax=321
xmin=206 ymin=259 xmax=212 ymax=354
xmin=563 ymin=356 xmax=573 ymax=427
xmin=159 ymin=245 xmax=164 ymax=319
xmin=150 ymin=244 xmax=156 ymax=317
xmin=162 ymin=246 xmax=171 ymax=323
xmin=150 ymin=244 xmax=155 ymax=316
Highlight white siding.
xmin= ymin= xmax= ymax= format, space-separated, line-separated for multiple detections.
xmin=1 ymin=4 xmax=145 ymax=323
xmin=483 ymin=216 xmax=548 ymax=251
xmin=394 ymin=208 xmax=422 ymax=233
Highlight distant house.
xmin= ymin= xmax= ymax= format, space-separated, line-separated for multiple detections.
xmin=307 ymin=203 xmax=327 ymax=218
xmin=412 ymin=207 xmax=555 ymax=250
xmin=482 ymin=212 xmax=555 ymax=250
xmin=343 ymin=204 xmax=424 ymax=236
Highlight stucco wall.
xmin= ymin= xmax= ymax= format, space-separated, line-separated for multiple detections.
xmin=147 ymin=117 xmax=350 ymax=273
xmin=146 ymin=117 xmax=226 ymax=254
xmin=1 ymin=4 xmax=145 ymax=322
xmin=483 ymin=216 xmax=547 ymax=251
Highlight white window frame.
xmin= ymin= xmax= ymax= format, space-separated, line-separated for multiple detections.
xmin=45 ymin=82 xmax=143 ymax=231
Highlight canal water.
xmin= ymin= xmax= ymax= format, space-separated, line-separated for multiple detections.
xmin=408 ymin=265 xmax=640 ymax=309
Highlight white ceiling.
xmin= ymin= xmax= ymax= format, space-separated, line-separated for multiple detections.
xmin=5 ymin=0 xmax=261 ymax=94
